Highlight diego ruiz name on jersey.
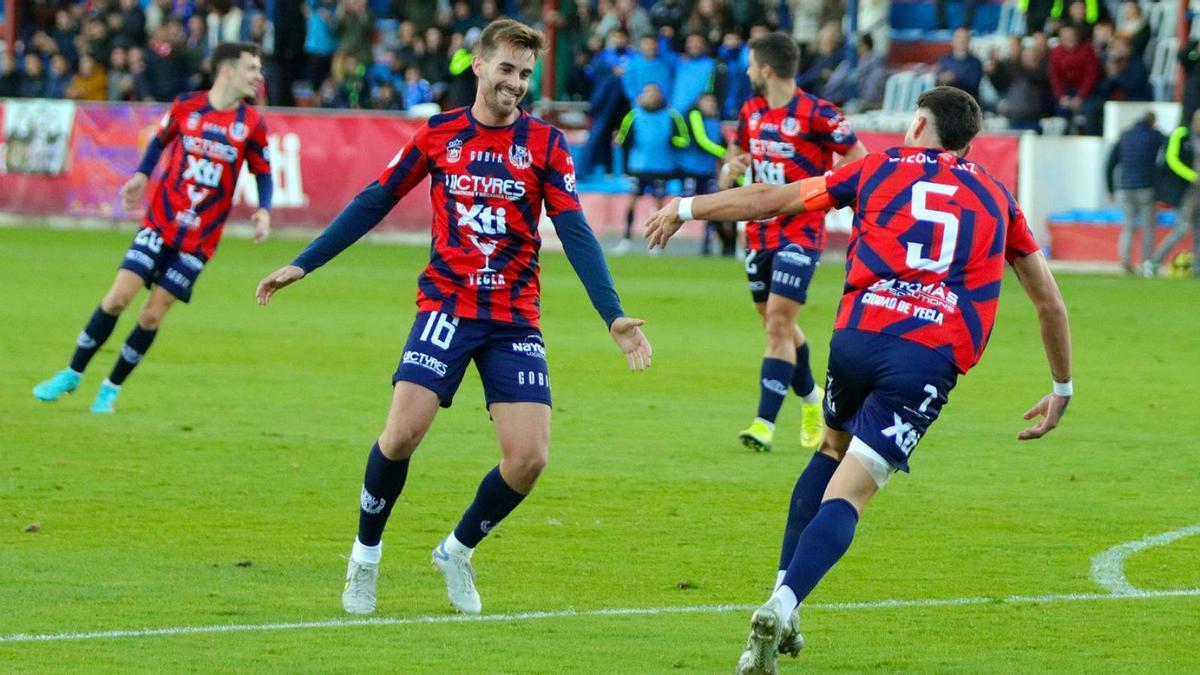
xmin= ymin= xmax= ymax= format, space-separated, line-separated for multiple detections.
xmin=376 ymin=108 xmax=580 ymax=328
xmin=823 ymin=147 xmax=1041 ymax=373
xmin=146 ymin=91 xmax=271 ymax=258
xmin=736 ymin=89 xmax=857 ymax=251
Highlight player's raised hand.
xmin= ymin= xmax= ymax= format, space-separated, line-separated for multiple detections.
xmin=250 ymin=208 xmax=271 ymax=244
xmin=644 ymin=198 xmax=683 ymax=251
xmin=120 ymin=173 xmax=148 ymax=211
xmin=609 ymin=317 xmax=652 ymax=372
xmin=1017 ymin=392 xmax=1069 ymax=440
xmin=256 ymin=264 xmax=305 ymax=305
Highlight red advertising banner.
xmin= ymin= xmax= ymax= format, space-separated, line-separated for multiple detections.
xmin=0 ymin=101 xmax=432 ymax=230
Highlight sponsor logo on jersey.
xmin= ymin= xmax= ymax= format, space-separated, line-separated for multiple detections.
xmin=186 ymin=112 xmax=201 ymax=131
xmin=456 ymin=203 xmax=507 ymax=235
xmin=511 ymin=335 xmax=546 ymax=359
xmin=403 ymin=350 xmax=449 ymax=377
xmin=882 ymin=413 xmax=920 ymax=455
xmin=229 ymin=122 xmax=248 ymax=142
xmin=781 ymin=117 xmax=800 ymax=136
xmin=179 ymin=253 xmax=206 ymax=271
xmin=444 ymin=174 xmax=527 ymax=200
xmin=508 ymin=144 xmax=532 ymax=169
xmin=202 ymin=122 xmax=227 ymax=137
xmin=749 ymin=138 xmax=795 ymax=158
xmin=183 ymin=156 xmax=225 ymax=187
xmin=776 ymin=248 xmax=813 ymax=267
xmin=563 ymin=171 xmax=576 ymax=193
xmin=124 ymin=249 xmax=155 ymax=270
xmin=469 ymin=149 xmax=503 ymax=164
xmin=182 ymin=135 xmax=238 ymax=163
xmin=446 ymin=138 xmax=464 ymax=163
xmin=868 ymin=278 xmax=960 ymax=312
xmin=829 ymin=115 xmax=852 ymax=143
xmin=748 ymin=111 xmax=762 ymax=129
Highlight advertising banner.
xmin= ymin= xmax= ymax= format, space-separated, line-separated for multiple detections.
xmin=2 ymin=99 xmax=76 ymax=175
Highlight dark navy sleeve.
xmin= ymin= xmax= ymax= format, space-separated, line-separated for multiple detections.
xmin=255 ymin=173 xmax=274 ymax=211
xmin=292 ymin=181 xmax=399 ymax=273
xmin=552 ymin=209 xmax=624 ymax=328
xmin=136 ymin=137 xmax=167 ymax=177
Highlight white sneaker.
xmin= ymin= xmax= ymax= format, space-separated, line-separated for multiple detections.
xmin=735 ymin=597 xmax=784 ymax=675
xmin=432 ymin=539 xmax=482 ymax=614
xmin=342 ymin=558 xmax=379 ymax=615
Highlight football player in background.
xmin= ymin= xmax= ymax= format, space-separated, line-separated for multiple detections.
xmin=33 ymin=42 xmax=273 ymax=413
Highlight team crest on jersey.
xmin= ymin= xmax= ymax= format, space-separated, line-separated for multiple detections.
xmin=186 ymin=112 xmax=201 ymax=131
xmin=229 ymin=122 xmax=248 ymax=142
xmin=508 ymin=144 xmax=532 ymax=169
xmin=748 ymin=111 xmax=762 ymax=130
xmin=830 ymin=116 xmax=852 ymax=143
xmin=781 ymin=117 xmax=799 ymax=136
xmin=446 ymin=138 xmax=463 ymax=163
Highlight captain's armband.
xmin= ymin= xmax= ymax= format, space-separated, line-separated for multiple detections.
xmin=799 ymin=177 xmax=834 ymax=212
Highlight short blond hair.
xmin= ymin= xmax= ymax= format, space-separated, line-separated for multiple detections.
xmin=476 ymin=18 xmax=545 ymax=60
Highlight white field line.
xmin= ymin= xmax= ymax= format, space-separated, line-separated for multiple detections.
xmin=2 ymin=588 xmax=1199 ymax=644
xmin=1090 ymin=523 xmax=1200 ymax=595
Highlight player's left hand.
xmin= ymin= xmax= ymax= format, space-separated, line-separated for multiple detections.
xmin=609 ymin=317 xmax=652 ymax=371
xmin=251 ymin=208 xmax=271 ymax=244
xmin=644 ymin=198 xmax=683 ymax=251
xmin=1017 ymin=393 xmax=1069 ymax=440
xmin=256 ymin=264 xmax=305 ymax=305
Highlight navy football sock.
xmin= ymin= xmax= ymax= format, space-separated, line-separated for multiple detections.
xmin=107 ymin=325 xmax=157 ymax=385
xmin=781 ymin=498 xmax=859 ymax=604
xmin=792 ymin=342 xmax=816 ymax=398
xmin=778 ymin=452 xmax=840 ymax=570
xmin=756 ymin=357 xmax=795 ymax=424
xmin=624 ymin=206 xmax=635 ymax=239
xmin=452 ymin=466 xmax=526 ymax=548
xmin=70 ymin=306 xmax=119 ymax=373
xmin=356 ymin=442 xmax=410 ymax=547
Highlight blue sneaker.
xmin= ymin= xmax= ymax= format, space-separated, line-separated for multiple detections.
xmin=90 ymin=380 xmax=121 ymax=414
xmin=33 ymin=369 xmax=81 ymax=402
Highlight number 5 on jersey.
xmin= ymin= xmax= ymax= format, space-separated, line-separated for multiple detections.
xmin=906 ymin=181 xmax=959 ymax=274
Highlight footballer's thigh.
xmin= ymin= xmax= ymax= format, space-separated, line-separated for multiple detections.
xmin=101 ymin=269 xmax=146 ymax=314
xmin=137 ymin=285 xmax=179 ymax=330
xmin=378 ymin=381 xmax=442 ymax=460
xmin=490 ymin=402 xmax=551 ymax=494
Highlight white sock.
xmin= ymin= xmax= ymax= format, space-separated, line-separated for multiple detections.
xmin=351 ymin=538 xmax=382 ymax=565
xmin=756 ymin=417 xmax=776 ymax=433
xmin=771 ymin=585 xmax=798 ymax=619
xmin=799 ymin=386 xmax=820 ymax=405
xmin=774 ymin=570 xmax=786 ymax=592
xmin=102 ymin=378 xmax=120 ymax=390
xmin=443 ymin=531 xmax=474 ymax=558
xmin=68 ymin=368 xmax=83 ymax=376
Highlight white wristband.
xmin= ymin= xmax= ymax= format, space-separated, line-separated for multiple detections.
xmin=1053 ymin=379 xmax=1073 ymax=397
xmin=677 ymin=196 xmax=695 ymax=221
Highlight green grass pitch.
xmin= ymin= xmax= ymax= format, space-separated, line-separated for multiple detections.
xmin=2 ymin=226 xmax=1198 ymax=672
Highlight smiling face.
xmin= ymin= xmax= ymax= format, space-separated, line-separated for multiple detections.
xmin=474 ymin=41 xmax=536 ymax=119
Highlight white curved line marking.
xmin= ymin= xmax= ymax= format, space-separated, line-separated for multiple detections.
xmin=3 ymin=589 xmax=1200 ymax=644
xmin=1090 ymin=523 xmax=1200 ymax=595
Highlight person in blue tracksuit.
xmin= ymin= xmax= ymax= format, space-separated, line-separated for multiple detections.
xmin=679 ymin=93 xmax=736 ymax=256
xmin=614 ymin=82 xmax=688 ymax=253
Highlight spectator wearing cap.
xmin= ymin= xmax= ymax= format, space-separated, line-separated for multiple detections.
xmin=1105 ymin=112 xmax=1165 ymax=274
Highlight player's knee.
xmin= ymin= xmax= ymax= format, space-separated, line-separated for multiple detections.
xmin=818 ymin=433 xmax=850 ymax=461
xmin=764 ymin=313 xmax=794 ymax=346
xmin=137 ymin=308 xmax=165 ymax=330
xmin=508 ymin=447 xmax=548 ymax=482
xmin=378 ymin=426 xmax=421 ymax=460
xmin=102 ymin=290 xmax=133 ymax=314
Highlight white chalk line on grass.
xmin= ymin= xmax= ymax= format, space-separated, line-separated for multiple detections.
xmin=3 ymin=588 xmax=1199 ymax=644
xmin=1090 ymin=523 xmax=1200 ymax=595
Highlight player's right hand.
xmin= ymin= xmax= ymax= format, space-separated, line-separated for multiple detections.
xmin=256 ymin=265 xmax=306 ymax=305
xmin=120 ymin=173 xmax=148 ymax=211
xmin=1017 ymin=392 xmax=1069 ymax=440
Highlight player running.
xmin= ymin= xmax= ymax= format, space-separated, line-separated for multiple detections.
xmin=721 ymin=31 xmax=867 ymax=453
xmin=646 ymin=86 xmax=1072 ymax=673
xmin=33 ymin=42 xmax=273 ymax=413
xmin=255 ymin=19 xmax=651 ymax=617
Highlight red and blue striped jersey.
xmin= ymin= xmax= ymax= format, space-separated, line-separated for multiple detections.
xmin=823 ymin=147 xmax=1041 ymax=373
xmin=377 ymin=108 xmax=582 ymax=328
xmin=145 ymin=91 xmax=270 ymax=258
xmin=735 ymin=89 xmax=857 ymax=251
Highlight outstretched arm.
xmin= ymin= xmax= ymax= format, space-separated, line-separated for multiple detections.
xmin=1011 ymin=251 xmax=1073 ymax=440
xmin=644 ymin=176 xmax=830 ymax=249
xmin=256 ymin=181 xmax=399 ymax=304
xmin=554 ymin=210 xmax=652 ymax=371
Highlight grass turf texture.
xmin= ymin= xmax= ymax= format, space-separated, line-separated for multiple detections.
xmin=2 ymin=226 xmax=1198 ymax=672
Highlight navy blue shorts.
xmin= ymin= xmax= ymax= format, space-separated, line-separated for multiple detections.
xmin=119 ymin=228 xmax=206 ymax=303
xmin=823 ymin=330 xmax=959 ymax=473
xmin=630 ymin=173 xmax=671 ymax=198
xmin=744 ymin=244 xmax=820 ymax=304
xmin=393 ymin=311 xmax=552 ymax=409
xmin=681 ymin=175 xmax=719 ymax=197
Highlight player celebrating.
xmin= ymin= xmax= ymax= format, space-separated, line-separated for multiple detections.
xmin=33 ymin=42 xmax=272 ymax=413
xmin=646 ymin=87 xmax=1072 ymax=673
xmin=255 ymin=19 xmax=651 ymax=617
xmin=721 ymin=31 xmax=867 ymax=453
